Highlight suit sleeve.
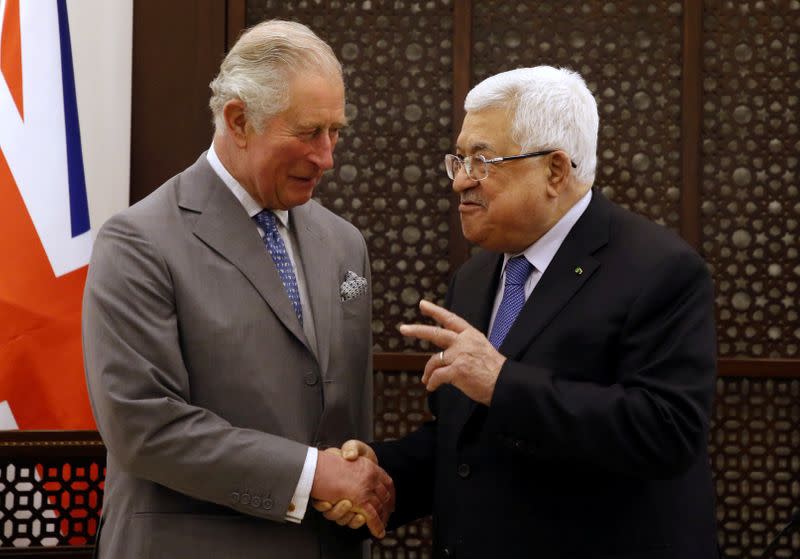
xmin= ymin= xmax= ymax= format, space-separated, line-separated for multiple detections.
xmin=484 ymin=248 xmax=717 ymax=479
xmin=372 ymin=416 xmax=437 ymax=528
xmin=82 ymin=215 xmax=308 ymax=521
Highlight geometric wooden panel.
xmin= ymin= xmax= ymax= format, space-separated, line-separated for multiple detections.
xmin=711 ymin=377 xmax=800 ymax=558
xmin=371 ymin=516 xmax=432 ymax=559
xmin=372 ymin=370 xmax=433 ymax=559
xmin=472 ymin=1 xmax=684 ymax=231
xmin=374 ymin=370 xmax=432 ymax=441
xmin=700 ymin=0 xmax=800 ymax=358
xmin=0 ymin=459 xmax=104 ymax=549
xmin=246 ymin=2 xmax=455 ymax=351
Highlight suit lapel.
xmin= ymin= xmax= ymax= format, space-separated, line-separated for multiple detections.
xmin=500 ymin=190 xmax=610 ymax=359
xmin=448 ymin=252 xmax=503 ymax=438
xmin=455 ymin=252 xmax=503 ymax=334
xmin=178 ymin=155 xmax=311 ymax=352
xmin=291 ymin=203 xmax=335 ymax=376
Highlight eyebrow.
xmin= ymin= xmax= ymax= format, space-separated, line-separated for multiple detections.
xmin=456 ymin=141 xmax=492 ymax=154
xmin=297 ymin=119 xmax=349 ymax=130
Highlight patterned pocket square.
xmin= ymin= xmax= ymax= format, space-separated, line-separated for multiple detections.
xmin=340 ymin=271 xmax=368 ymax=302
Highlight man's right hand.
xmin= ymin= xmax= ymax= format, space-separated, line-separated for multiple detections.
xmin=339 ymin=439 xmax=377 ymax=462
xmin=312 ymin=441 xmax=378 ymax=530
xmin=310 ymin=445 xmax=394 ymax=538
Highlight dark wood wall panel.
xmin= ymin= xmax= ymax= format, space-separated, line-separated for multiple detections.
xmin=246 ymin=1 xmax=456 ymax=352
xmin=472 ymin=1 xmax=685 ymax=232
xmin=130 ymin=0 xmax=226 ymax=204
xmin=448 ymin=0 xmax=473 ymax=267
xmin=699 ymin=0 xmax=800 ymax=360
xmin=680 ymin=0 xmax=703 ymax=247
xmin=710 ymin=377 xmax=800 ymax=558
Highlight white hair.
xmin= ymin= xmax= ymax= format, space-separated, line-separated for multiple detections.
xmin=464 ymin=66 xmax=599 ymax=185
xmin=209 ymin=20 xmax=342 ymax=133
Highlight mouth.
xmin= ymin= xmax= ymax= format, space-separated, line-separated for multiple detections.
xmin=459 ymin=198 xmax=486 ymax=212
xmin=290 ymin=175 xmax=320 ymax=187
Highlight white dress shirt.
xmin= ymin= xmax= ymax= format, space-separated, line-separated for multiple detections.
xmin=488 ymin=189 xmax=593 ymax=335
xmin=206 ymin=145 xmax=317 ymax=523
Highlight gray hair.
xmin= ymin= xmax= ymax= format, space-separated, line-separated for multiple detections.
xmin=464 ymin=66 xmax=599 ymax=185
xmin=209 ymin=20 xmax=342 ymax=133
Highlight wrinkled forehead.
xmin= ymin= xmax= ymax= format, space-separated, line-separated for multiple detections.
xmin=456 ymin=107 xmax=516 ymax=154
xmin=283 ymin=71 xmax=348 ymax=125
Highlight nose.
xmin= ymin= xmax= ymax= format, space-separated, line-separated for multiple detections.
xmin=308 ymin=133 xmax=335 ymax=170
xmin=451 ymin=168 xmax=478 ymax=193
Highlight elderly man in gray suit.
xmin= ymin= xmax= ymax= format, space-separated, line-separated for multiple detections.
xmin=82 ymin=20 xmax=393 ymax=559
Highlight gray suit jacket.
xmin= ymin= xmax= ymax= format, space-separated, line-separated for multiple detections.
xmin=82 ymin=154 xmax=373 ymax=558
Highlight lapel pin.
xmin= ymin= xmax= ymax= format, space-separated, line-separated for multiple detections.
xmin=574 ymin=266 xmax=583 ymax=275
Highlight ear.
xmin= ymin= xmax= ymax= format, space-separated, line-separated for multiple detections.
xmin=222 ymin=99 xmax=249 ymax=148
xmin=545 ymin=150 xmax=572 ymax=197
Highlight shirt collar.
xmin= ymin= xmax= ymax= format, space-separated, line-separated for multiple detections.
xmin=206 ymin=143 xmax=290 ymax=229
xmin=503 ymin=188 xmax=593 ymax=276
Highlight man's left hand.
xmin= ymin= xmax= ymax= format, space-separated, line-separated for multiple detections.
xmin=399 ymin=300 xmax=506 ymax=406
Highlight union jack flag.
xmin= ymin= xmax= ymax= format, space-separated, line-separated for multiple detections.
xmin=0 ymin=0 xmax=131 ymax=430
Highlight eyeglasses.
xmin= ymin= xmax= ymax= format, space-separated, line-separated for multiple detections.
xmin=444 ymin=150 xmax=577 ymax=181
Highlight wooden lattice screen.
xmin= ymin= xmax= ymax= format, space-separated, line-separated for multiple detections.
xmin=242 ymin=3 xmax=800 ymax=555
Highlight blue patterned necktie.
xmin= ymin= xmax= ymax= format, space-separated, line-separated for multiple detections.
xmin=488 ymin=256 xmax=534 ymax=349
xmin=254 ymin=210 xmax=303 ymax=325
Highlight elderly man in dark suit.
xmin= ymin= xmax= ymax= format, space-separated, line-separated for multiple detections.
xmin=321 ymin=66 xmax=719 ymax=558
xmin=82 ymin=20 xmax=393 ymax=559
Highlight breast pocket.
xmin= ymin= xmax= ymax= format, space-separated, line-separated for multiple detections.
xmin=341 ymin=294 xmax=368 ymax=319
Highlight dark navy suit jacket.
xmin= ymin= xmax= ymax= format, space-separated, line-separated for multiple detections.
xmin=375 ymin=190 xmax=720 ymax=559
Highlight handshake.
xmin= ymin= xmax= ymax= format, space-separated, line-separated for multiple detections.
xmin=309 ymin=440 xmax=391 ymax=538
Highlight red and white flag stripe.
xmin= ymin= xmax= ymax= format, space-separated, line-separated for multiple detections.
xmin=0 ymin=0 xmax=131 ymax=430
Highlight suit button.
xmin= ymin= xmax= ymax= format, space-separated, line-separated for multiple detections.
xmin=263 ymin=498 xmax=274 ymax=510
xmin=230 ymin=492 xmax=240 ymax=503
xmin=252 ymin=496 xmax=261 ymax=507
xmin=457 ymin=463 xmax=470 ymax=478
xmin=304 ymin=371 xmax=319 ymax=386
xmin=513 ymin=439 xmax=523 ymax=450
xmin=442 ymin=547 xmax=452 ymax=557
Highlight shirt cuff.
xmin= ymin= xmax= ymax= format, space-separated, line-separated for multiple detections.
xmin=286 ymin=446 xmax=318 ymax=523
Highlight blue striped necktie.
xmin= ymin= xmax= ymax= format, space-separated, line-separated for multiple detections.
xmin=488 ymin=256 xmax=533 ymax=349
xmin=253 ymin=210 xmax=303 ymax=324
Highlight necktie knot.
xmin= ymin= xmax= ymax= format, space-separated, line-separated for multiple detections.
xmin=504 ymin=256 xmax=533 ymax=287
